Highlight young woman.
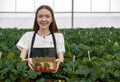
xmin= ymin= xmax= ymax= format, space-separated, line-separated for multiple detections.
xmin=16 ymin=5 xmax=65 ymax=75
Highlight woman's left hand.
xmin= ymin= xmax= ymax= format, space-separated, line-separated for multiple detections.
xmin=52 ymin=59 xmax=60 ymax=73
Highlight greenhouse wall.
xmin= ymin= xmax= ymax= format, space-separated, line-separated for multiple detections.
xmin=0 ymin=13 xmax=120 ymax=29
xmin=0 ymin=0 xmax=120 ymax=28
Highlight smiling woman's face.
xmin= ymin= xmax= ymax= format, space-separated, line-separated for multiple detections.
xmin=37 ymin=8 xmax=53 ymax=30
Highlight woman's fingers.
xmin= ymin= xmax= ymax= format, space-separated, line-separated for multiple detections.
xmin=52 ymin=59 xmax=60 ymax=73
xmin=28 ymin=58 xmax=34 ymax=70
xmin=55 ymin=59 xmax=60 ymax=70
xmin=28 ymin=62 xmax=34 ymax=70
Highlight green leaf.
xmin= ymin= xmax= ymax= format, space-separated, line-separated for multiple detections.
xmin=5 ymin=79 xmax=11 ymax=82
xmin=36 ymin=77 xmax=45 ymax=82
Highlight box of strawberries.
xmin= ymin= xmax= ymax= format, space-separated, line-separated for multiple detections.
xmin=32 ymin=57 xmax=56 ymax=72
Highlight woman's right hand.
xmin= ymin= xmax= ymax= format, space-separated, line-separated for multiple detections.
xmin=28 ymin=58 xmax=34 ymax=70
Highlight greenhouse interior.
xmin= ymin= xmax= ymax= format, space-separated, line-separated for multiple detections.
xmin=0 ymin=0 xmax=120 ymax=82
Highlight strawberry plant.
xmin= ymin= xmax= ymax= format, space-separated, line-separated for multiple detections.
xmin=34 ymin=61 xmax=42 ymax=71
xmin=1 ymin=27 xmax=120 ymax=81
xmin=44 ymin=63 xmax=50 ymax=71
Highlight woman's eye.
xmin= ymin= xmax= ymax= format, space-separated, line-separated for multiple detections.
xmin=38 ymin=15 xmax=43 ymax=18
xmin=45 ymin=15 xmax=50 ymax=18
xmin=37 ymin=15 xmax=51 ymax=18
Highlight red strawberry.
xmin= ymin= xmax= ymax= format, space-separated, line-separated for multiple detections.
xmin=36 ymin=66 xmax=41 ymax=71
xmin=45 ymin=66 xmax=50 ymax=71
xmin=41 ymin=66 xmax=45 ymax=71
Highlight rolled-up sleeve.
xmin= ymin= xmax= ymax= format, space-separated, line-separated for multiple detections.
xmin=57 ymin=33 xmax=65 ymax=53
xmin=16 ymin=32 xmax=31 ymax=51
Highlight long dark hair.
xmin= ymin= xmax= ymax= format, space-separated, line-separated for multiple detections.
xmin=32 ymin=5 xmax=59 ymax=33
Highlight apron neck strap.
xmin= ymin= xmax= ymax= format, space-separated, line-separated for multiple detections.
xmin=51 ymin=32 xmax=56 ymax=49
xmin=31 ymin=32 xmax=37 ymax=48
xmin=30 ymin=32 xmax=37 ymax=56
xmin=51 ymin=32 xmax=57 ymax=58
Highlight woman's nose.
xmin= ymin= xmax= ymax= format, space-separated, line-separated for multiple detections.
xmin=42 ymin=17 xmax=46 ymax=21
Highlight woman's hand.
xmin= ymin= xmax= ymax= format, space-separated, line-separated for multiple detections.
xmin=20 ymin=48 xmax=34 ymax=70
xmin=28 ymin=58 xmax=34 ymax=70
xmin=52 ymin=59 xmax=61 ymax=73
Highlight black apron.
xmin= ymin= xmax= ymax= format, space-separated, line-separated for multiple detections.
xmin=30 ymin=32 xmax=58 ymax=59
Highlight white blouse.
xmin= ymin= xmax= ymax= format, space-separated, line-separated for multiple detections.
xmin=16 ymin=31 xmax=65 ymax=57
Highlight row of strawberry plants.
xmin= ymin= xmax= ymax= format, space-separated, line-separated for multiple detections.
xmin=61 ymin=27 xmax=120 ymax=82
xmin=0 ymin=27 xmax=120 ymax=82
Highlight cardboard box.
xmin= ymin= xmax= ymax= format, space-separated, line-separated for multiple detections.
xmin=32 ymin=57 xmax=56 ymax=72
